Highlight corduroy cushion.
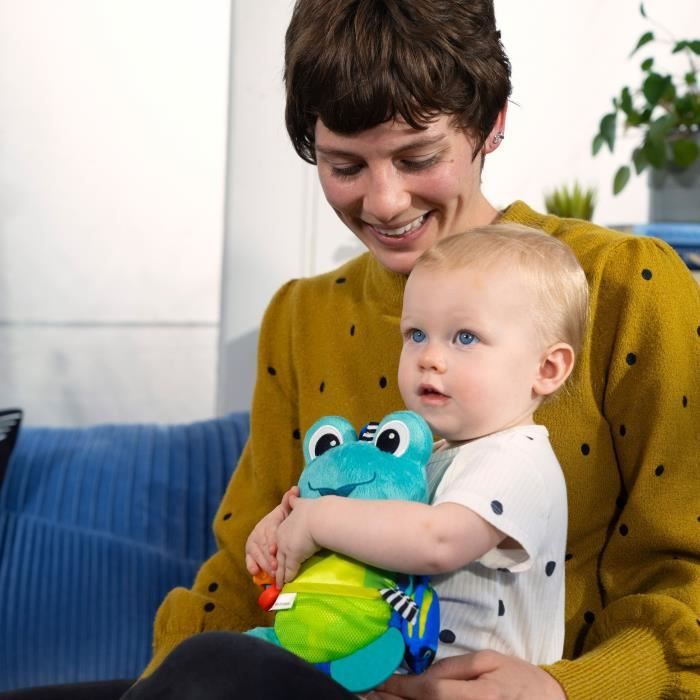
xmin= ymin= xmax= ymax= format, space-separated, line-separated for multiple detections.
xmin=0 ymin=412 xmax=249 ymax=692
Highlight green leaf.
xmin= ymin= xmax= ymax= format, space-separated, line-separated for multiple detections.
xmin=641 ymin=57 xmax=654 ymax=71
xmin=632 ymin=147 xmax=648 ymax=174
xmin=674 ymin=40 xmax=700 ymax=55
xmin=649 ymin=114 xmax=676 ymax=141
xmin=671 ymin=138 xmax=700 ymax=168
xmin=592 ymin=133 xmax=605 ymax=156
xmin=640 ymin=2 xmax=646 ymax=17
xmin=599 ymin=113 xmax=617 ymax=151
xmin=686 ymin=71 xmax=697 ymax=86
xmin=631 ymin=31 xmax=654 ymax=56
xmin=613 ymin=166 xmax=631 ymax=195
xmin=620 ymin=87 xmax=633 ymax=115
xmin=643 ymin=137 xmax=667 ymax=169
xmin=642 ymin=73 xmax=669 ymax=105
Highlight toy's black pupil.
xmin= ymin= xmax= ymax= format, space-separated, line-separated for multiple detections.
xmin=315 ymin=433 xmax=339 ymax=456
xmin=376 ymin=429 xmax=400 ymax=454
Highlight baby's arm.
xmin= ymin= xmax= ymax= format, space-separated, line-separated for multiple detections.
xmin=275 ymin=494 xmax=505 ymax=586
xmin=245 ymin=486 xmax=299 ymax=576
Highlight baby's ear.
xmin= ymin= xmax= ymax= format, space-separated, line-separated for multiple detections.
xmin=533 ymin=343 xmax=575 ymax=397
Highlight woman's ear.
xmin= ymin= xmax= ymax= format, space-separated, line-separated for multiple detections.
xmin=483 ymin=103 xmax=508 ymax=154
xmin=533 ymin=343 xmax=575 ymax=397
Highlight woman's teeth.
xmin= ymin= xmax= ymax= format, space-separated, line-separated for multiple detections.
xmin=375 ymin=213 xmax=427 ymax=237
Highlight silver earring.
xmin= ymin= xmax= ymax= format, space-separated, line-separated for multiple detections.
xmin=492 ymin=131 xmax=505 ymax=144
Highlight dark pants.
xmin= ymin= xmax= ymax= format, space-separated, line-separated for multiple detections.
xmin=0 ymin=680 xmax=133 ymax=700
xmin=1 ymin=633 xmax=356 ymax=700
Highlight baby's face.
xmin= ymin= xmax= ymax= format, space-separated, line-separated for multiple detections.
xmin=398 ymin=263 xmax=546 ymax=442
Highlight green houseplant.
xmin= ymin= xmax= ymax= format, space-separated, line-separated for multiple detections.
xmin=591 ymin=3 xmax=699 ymax=203
xmin=544 ymin=182 xmax=596 ymax=221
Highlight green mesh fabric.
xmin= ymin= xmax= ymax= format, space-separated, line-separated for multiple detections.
xmin=275 ymin=594 xmax=391 ymax=663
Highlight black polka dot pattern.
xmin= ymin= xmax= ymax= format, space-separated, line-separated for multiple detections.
xmin=491 ymin=500 xmax=503 ymax=515
xmin=267 ymin=366 xmax=277 ymax=376
xmin=619 ymin=524 xmax=629 ymax=536
xmin=208 ymin=583 xmax=218 ymax=593
xmin=545 ymin=561 xmax=556 ymax=576
xmin=379 ymin=376 xmax=388 ymax=389
xmin=619 ymin=424 xmax=626 ymax=436
xmin=222 ymin=512 xmax=232 ymax=521
xmin=335 ymin=277 xmax=347 ymax=284
xmin=498 ymin=600 xmax=505 ymax=616
xmin=319 ymin=381 xmax=325 ymax=393
xmin=581 ymin=443 xmax=590 ymax=456
xmin=584 ymin=611 xmax=595 ymax=624
xmin=204 ymin=602 xmax=215 ymax=613
xmin=626 ymin=353 xmax=637 ymax=365
xmin=682 ymin=395 xmax=688 ymax=407
xmin=350 ymin=324 xmax=356 ymax=336
xmin=565 ymin=553 xmax=573 ymax=561
xmin=439 ymin=629 xmax=456 ymax=644
xmin=655 ymin=464 xmax=664 ymax=476
xmin=292 ymin=429 xmax=301 ymax=440
xmin=641 ymin=268 xmax=652 ymax=280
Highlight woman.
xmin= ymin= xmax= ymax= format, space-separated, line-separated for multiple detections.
xmin=8 ymin=1 xmax=698 ymax=698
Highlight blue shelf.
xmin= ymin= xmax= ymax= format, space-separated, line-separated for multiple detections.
xmin=632 ymin=223 xmax=700 ymax=270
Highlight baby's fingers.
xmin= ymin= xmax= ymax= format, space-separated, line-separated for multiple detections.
xmin=245 ymin=552 xmax=261 ymax=576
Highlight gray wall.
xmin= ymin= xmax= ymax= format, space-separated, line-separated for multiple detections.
xmin=0 ymin=0 xmax=230 ymax=425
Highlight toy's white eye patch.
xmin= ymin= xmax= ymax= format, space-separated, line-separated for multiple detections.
xmin=308 ymin=424 xmax=345 ymax=458
xmin=374 ymin=420 xmax=410 ymax=458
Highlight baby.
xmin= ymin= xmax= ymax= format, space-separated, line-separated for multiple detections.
xmin=246 ymin=223 xmax=588 ymax=666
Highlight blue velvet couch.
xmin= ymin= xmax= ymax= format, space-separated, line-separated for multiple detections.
xmin=0 ymin=412 xmax=250 ymax=692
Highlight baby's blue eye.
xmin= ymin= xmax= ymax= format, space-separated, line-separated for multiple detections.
xmin=456 ymin=330 xmax=478 ymax=346
xmin=410 ymin=329 xmax=426 ymax=343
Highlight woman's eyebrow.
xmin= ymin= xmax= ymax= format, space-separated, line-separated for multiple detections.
xmin=316 ymin=134 xmax=447 ymax=158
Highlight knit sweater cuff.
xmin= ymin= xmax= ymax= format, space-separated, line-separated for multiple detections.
xmin=544 ymin=627 xmax=668 ymax=700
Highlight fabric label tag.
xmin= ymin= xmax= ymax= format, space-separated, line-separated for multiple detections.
xmin=270 ymin=592 xmax=297 ymax=611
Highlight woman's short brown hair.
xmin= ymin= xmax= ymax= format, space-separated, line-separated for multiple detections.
xmin=285 ymin=0 xmax=512 ymax=164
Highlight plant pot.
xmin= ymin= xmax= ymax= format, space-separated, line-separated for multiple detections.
xmin=648 ymin=135 xmax=700 ymax=223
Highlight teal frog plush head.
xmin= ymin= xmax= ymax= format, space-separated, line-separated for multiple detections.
xmin=248 ymin=410 xmax=440 ymax=693
xmin=300 ymin=410 xmax=432 ymax=503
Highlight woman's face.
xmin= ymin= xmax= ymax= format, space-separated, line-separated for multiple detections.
xmin=314 ymin=114 xmax=502 ymax=274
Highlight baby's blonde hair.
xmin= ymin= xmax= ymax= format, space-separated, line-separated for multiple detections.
xmin=413 ymin=223 xmax=589 ymax=358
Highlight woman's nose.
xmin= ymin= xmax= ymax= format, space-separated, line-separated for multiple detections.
xmin=363 ymin=167 xmax=411 ymax=224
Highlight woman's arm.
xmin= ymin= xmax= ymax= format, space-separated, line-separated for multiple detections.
xmin=275 ymin=495 xmax=505 ymax=586
xmin=546 ymin=237 xmax=700 ymax=699
xmin=143 ymin=281 xmax=304 ymax=677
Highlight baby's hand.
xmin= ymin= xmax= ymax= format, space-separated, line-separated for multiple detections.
xmin=245 ymin=486 xmax=300 ymax=576
xmin=275 ymin=494 xmax=320 ymax=588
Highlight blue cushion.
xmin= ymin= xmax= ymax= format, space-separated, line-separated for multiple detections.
xmin=0 ymin=412 xmax=250 ymax=691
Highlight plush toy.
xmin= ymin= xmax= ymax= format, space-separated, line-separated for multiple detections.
xmin=247 ymin=410 xmax=440 ymax=693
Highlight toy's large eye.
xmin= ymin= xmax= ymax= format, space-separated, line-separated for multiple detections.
xmin=307 ymin=424 xmax=345 ymax=458
xmin=374 ymin=419 xmax=410 ymax=457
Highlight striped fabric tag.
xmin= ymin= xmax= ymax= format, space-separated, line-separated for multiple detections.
xmin=379 ymin=587 xmax=419 ymax=624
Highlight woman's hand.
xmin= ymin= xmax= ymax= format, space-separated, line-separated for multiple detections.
xmin=274 ymin=494 xmax=321 ymax=588
xmin=368 ymin=651 xmax=566 ymax=700
xmin=244 ymin=486 xmax=300 ymax=576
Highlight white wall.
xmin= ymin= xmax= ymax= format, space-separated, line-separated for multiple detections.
xmin=219 ymin=0 xmax=700 ymax=413
xmin=0 ymin=0 xmax=230 ymax=425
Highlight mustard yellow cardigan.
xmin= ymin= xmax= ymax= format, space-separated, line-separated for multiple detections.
xmin=145 ymin=202 xmax=700 ymax=699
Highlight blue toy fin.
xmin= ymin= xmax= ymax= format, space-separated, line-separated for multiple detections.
xmin=245 ymin=626 xmax=282 ymax=646
xmin=329 ymin=627 xmax=405 ymax=693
